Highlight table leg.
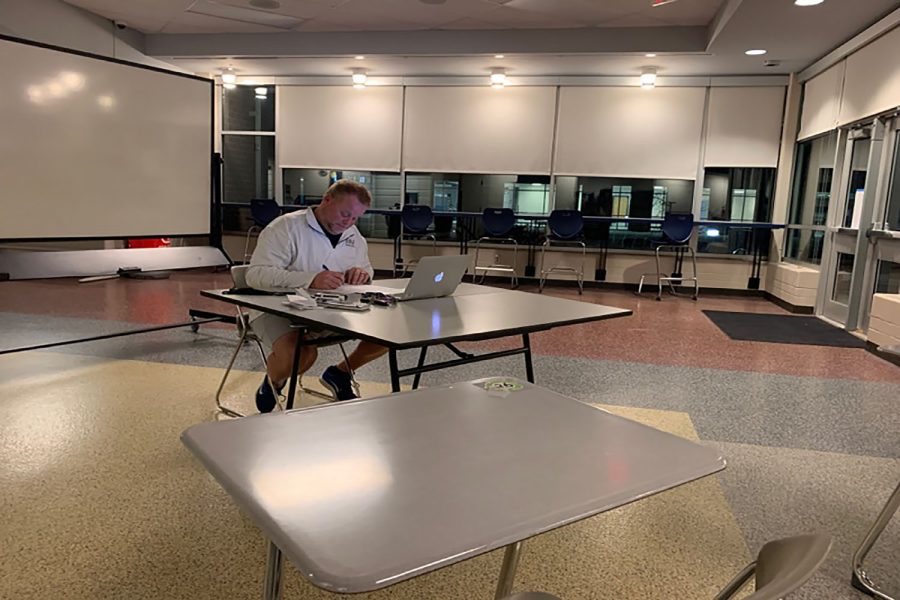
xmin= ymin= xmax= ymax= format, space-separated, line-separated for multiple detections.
xmin=264 ymin=541 xmax=284 ymax=600
xmin=412 ymin=346 xmax=428 ymax=389
xmin=493 ymin=541 xmax=524 ymax=600
xmin=522 ymin=334 xmax=535 ymax=383
xmin=389 ymin=349 xmax=401 ymax=393
xmin=851 ymin=480 xmax=900 ymax=599
xmin=284 ymin=330 xmax=306 ymax=410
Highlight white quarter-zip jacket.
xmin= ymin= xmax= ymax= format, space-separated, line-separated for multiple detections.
xmin=245 ymin=208 xmax=373 ymax=291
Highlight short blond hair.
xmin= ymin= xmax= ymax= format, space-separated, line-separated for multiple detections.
xmin=324 ymin=179 xmax=372 ymax=206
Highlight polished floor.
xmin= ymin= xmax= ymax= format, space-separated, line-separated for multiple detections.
xmin=1 ymin=270 xmax=898 ymax=599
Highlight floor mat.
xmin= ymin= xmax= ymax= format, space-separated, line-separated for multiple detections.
xmin=703 ymin=310 xmax=867 ymax=348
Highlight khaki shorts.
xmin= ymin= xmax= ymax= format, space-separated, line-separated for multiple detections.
xmin=249 ymin=312 xmax=345 ymax=350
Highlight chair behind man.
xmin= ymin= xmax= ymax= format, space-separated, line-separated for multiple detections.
xmin=539 ymin=209 xmax=586 ymax=294
xmin=500 ymin=533 xmax=832 ymax=600
xmin=472 ymin=207 xmax=519 ymax=288
xmin=243 ymin=199 xmax=282 ymax=263
xmin=394 ymin=204 xmax=437 ymax=277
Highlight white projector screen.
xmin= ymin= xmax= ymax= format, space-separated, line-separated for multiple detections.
xmin=0 ymin=36 xmax=212 ymax=240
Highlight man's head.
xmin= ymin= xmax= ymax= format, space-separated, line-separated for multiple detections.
xmin=315 ymin=179 xmax=372 ymax=235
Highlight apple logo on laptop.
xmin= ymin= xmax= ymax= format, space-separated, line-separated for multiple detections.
xmin=434 ymin=271 xmax=444 ymax=283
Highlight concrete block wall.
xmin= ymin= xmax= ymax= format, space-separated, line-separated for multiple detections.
xmin=766 ymin=262 xmax=820 ymax=308
xmin=868 ymin=293 xmax=900 ymax=349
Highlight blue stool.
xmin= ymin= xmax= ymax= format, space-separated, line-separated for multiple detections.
xmin=637 ymin=212 xmax=699 ymax=300
xmin=393 ymin=204 xmax=437 ymax=277
xmin=243 ymin=198 xmax=282 ymax=262
xmin=539 ymin=209 xmax=586 ymax=294
xmin=472 ymin=208 xmax=519 ymax=288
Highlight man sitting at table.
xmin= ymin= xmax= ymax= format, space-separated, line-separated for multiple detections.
xmin=246 ymin=179 xmax=388 ymax=412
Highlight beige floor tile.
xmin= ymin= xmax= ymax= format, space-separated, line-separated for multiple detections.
xmin=1 ymin=352 xmax=749 ymax=599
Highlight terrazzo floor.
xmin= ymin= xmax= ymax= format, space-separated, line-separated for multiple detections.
xmin=1 ymin=270 xmax=898 ymax=599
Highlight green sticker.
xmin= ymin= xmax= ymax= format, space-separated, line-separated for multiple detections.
xmin=480 ymin=378 xmax=524 ymax=393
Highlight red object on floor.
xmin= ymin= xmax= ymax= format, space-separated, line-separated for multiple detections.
xmin=126 ymin=238 xmax=170 ymax=249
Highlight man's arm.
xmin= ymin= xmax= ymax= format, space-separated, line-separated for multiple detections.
xmin=343 ymin=235 xmax=374 ymax=284
xmin=245 ymin=219 xmax=317 ymax=291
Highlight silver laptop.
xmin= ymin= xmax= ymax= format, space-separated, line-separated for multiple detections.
xmin=392 ymin=255 xmax=471 ymax=301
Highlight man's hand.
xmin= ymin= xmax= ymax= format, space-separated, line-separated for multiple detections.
xmin=344 ymin=267 xmax=370 ymax=285
xmin=310 ymin=270 xmax=345 ymax=290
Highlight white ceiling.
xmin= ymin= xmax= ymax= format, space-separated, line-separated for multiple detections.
xmin=64 ymin=0 xmax=724 ymax=33
xmin=63 ymin=0 xmax=900 ymax=77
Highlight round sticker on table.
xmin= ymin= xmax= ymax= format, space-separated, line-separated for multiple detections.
xmin=480 ymin=378 xmax=524 ymax=393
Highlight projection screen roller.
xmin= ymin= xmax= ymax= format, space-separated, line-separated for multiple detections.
xmin=0 ymin=37 xmax=212 ymax=240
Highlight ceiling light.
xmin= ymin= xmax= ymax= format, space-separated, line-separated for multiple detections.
xmin=354 ymin=55 xmax=365 ymax=60
xmin=490 ymin=68 xmax=506 ymax=87
xmin=745 ymin=49 xmax=767 ymax=56
xmin=494 ymin=54 xmax=505 ymax=59
xmin=794 ymin=0 xmax=824 ymax=5
xmin=640 ymin=67 xmax=656 ymax=89
xmin=223 ymin=82 xmax=236 ymax=90
xmin=254 ymin=86 xmax=267 ymax=95
xmin=352 ymin=69 xmax=367 ymax=86
xmin=221 ymin=72 xmax=236 ymax=84
xmin=645 ymin=53 xmax=657 ymax=58
xmin=255 ymin=94 xmax=266 ymax=100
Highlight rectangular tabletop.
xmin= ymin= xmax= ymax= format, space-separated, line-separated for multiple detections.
xmin=201 ymin=281 xmax=632 ymax=349
xmin=182 ymin=378 xmax=725 ymax=594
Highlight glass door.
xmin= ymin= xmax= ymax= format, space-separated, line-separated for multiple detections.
xmin=821 ymin=131 xmax=871 ymax=324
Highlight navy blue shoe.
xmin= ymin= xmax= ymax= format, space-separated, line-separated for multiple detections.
xmin=320 ymin=366 xmax=358 ymax=401
xmin=255 ymin=377 xmax=280 ymax=413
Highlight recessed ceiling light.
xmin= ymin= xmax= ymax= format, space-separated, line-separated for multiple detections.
xmin=221 ymin=72 xmax=236 ymax=84
xmin=745 ymin=49 xmax=767 ymax=56
xmin=495 ymin=54 xmax=505 ymax=59
xmin=254 ymin=86 xmax=267 ymax=95
xmin=645 ymin=53 xmax=657 ymax=58
xmin=354 ymin=55 xmax=365 ymax=60
xmin=490 ymin=68 xmax=506 ymax=87
xmin=640 ymin=67 xmax=657 ymax=89
xmin=794 ymin=0 xmax=824 ymax=5
xmin=352 ymin=69 xmax=367 ymax=86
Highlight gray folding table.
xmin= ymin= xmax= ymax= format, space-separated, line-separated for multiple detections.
xmin=200 ymin=281 xmax=631 ymax=406
xmin=182 ymin=377 xmax=726 ymax=600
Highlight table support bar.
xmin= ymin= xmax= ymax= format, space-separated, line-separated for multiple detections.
xmin=851 ymin=480 xmax=900 ymax=599
xmin=264 ymin=541 xmax=284 ymax=600
xmin=494 ymin=541 xmax=524 ymax=599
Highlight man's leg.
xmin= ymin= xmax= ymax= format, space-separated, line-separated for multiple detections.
xmin=267 ymin=330 xmax=318 ymax=390
xmin=321 ymin=341 xmax=389 ymax=401
xmin=256 ymin=329 xmax=317 ymax=413
xmin=338 ymin=341 xmax=389 ymax=373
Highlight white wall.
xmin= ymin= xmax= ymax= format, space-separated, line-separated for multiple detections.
xmin=0 ymin=0 xmax=185 ymax=71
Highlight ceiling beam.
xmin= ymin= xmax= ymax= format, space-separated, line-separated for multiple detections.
xmin=143 ymin=26 xmax=708 ymax=58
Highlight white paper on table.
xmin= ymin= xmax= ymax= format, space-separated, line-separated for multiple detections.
xmin=285 ymin=290 xmax=318 ymax=309
xmin=334 ymin=283 xmax=407 ymax=295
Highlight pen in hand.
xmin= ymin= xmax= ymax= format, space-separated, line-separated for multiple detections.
xmin=322 ymin=264 xmax=345 ymax=284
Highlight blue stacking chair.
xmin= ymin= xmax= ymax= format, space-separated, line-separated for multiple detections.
xmin=393 ymin=204 xmax=437 ymax=277
xmin=638 ymin=212 xmax=699 ymax=301
xmin=243 ymin=198 xmax=282 ymax=263
xmin=472 ymin=208 xmax=519 ymax=288
xmin=539 ymin=209 xmax=586 ymax=294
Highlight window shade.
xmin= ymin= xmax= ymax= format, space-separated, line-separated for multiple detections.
xmin=798 ymin=62 xmax=845 ymax=141
xmin=402 ymin=86 xmax=557 ymax=174
xmin=554 ymin=86 xmax=706 ymax=179
xmin=840 ymin=25 xmax=900 ymax=126
xmin=704 ymin=86 xmax=785 ymax=167
xmin=278 ymin=86 xmax=403 ymax=171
